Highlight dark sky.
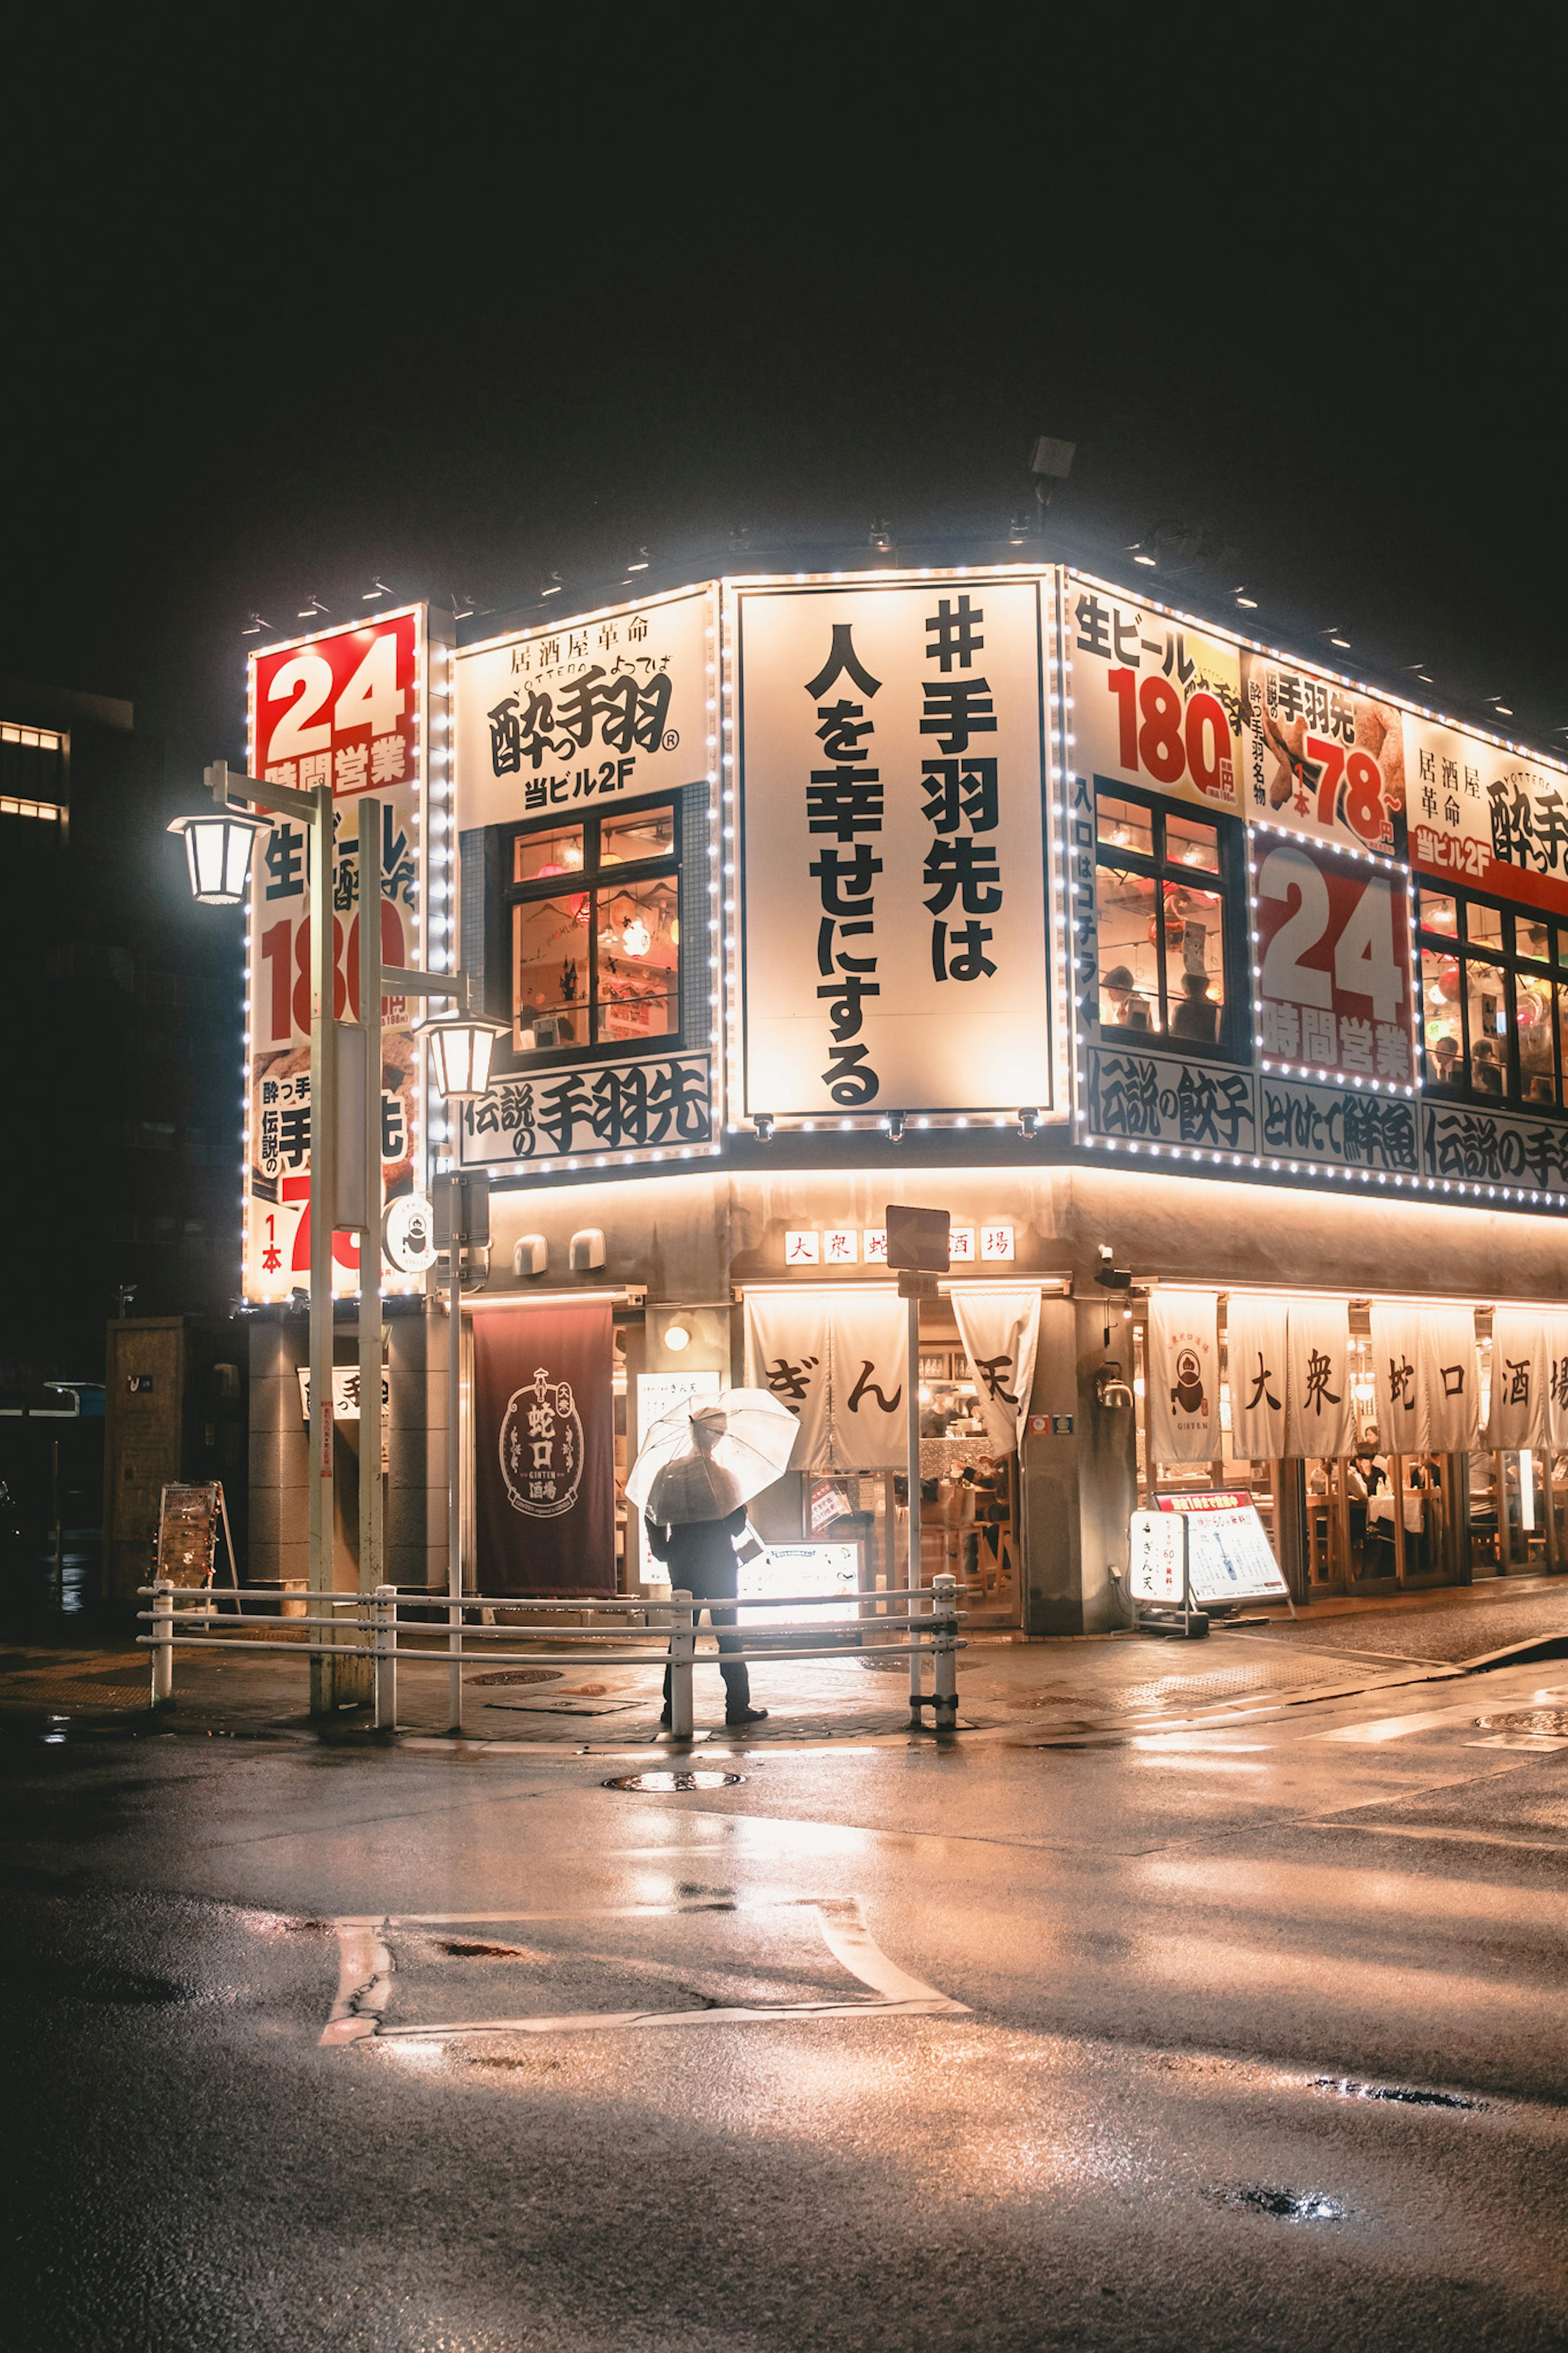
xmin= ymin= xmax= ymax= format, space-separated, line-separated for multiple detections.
xmin=8 ymin=33 xmax=1566 ymax=771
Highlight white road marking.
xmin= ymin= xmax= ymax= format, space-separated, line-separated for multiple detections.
xmin=319 ymin=1917 xmax=394 ymax=2046
xmin=1314 ymin=1704 xmax=1487 ymax=1744
xmin=1466 ymin=1733 xmax=1568 ymax=1752
xmin=321 ymin=1896 xmax=966 ymax=2045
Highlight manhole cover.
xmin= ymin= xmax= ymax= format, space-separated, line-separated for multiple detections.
xmin=1473 ymin=1708 xmax=1568 ymax=1735
xmin=467 ymin=1668 xmax=563 ymax=1687
xmin=604 ymin=1771 xmax=746 ymax=1792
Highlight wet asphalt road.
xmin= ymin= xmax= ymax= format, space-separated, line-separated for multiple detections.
xmin=4 ymin=1658 xmax=1568 ymax=2352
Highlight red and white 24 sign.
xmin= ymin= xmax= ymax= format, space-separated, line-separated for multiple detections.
xmin=1253 ymin=833 xmax=1415 ymax=1084
xmin=252 ymin=610 xmax=419 ymax=794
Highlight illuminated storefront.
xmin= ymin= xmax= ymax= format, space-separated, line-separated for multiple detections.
xmin=239 ymin=565 xmax=1568 ymax=1630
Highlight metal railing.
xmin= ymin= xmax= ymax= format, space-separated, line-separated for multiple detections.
xmin=136 ymin=1576 xmax=965 ymax=1740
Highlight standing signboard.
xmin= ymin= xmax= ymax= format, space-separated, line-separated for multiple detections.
xmin=736 ymin=576 xmax=1051 ymax=1122
xmin=244 ymin=607 xmax=432 ymax=1301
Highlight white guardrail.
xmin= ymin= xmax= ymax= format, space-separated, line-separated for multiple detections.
xmin=136 ymin=1578 xmax=966 ymax=1740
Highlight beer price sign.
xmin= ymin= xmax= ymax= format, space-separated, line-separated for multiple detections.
xmin=242 ymin=607 xmax=431 ymax=1302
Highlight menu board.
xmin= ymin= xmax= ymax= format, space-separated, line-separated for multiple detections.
xmin=737 ymin=1542 xmax=860 ymax=1626
xmin=1151 ymin=1491 xmax=1289 ymax=1603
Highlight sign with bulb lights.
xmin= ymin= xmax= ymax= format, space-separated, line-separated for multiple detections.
xmin=1067 ymin=584 xmax=1243 ymax=818
xmin=736 ymin=575 xmax=1053 ymax=1123
xmin=243 ymin=606 xmax=437 ymax=1302
xmin=1248 ymin=827 xmax=1417 ymax=1093
xmin=453 ymin=587 xmax=722 ymax=1177
xmin=1403 ymin=712 xmax=1568 ymax=916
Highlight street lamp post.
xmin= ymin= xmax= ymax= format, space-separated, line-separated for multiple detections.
xmin=173 ymin=760 xmax=495 ymax=1713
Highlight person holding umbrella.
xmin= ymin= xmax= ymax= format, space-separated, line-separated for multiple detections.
xmin=627 ymin=1390 xmax=799 ymax=1731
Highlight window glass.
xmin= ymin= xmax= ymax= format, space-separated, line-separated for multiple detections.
xmin=1467 ymin=899 xmax=1506 ymax=953
xmin=601 ymin=806 xmax=676 ymax=865
xmin=597 ymin=875 xmax=679 ymax=1042
xmin=513 ymin=897 xmax=589 ymax=1050
xmin=1417 ymin=889 xmax=1458 ymax=937
xmin=1517 ymin=977 xmax=1558 ymax=1104
xmin=1095 ymin=794 xmax=1154 ymax=859
xmin=1466 ymin=966 xmax=1510 ymax=1096
xmin=1421 ymin=949 xmax=1463 ymax=1086
xmin=1555 ymin=988 xmax=1568 ymax=1099
xmin=1517 ymin=918 xmax=1552 ymax=968
xmin=1165 ymin=810 xmax=1221 ymax=875
xmin=1166 ymin=882 xmax=1225 ymax=1039
xmin=514 ymin=823 xmax=585 ymax=884
xmin=1094 ymin=866 xmax=1160 ymax=1031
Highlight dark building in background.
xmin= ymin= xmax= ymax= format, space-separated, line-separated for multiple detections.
xmin=0 ymin=682 xmax=247 ymax=1573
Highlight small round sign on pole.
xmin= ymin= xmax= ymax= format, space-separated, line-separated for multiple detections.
xmin=383 ymin=1193 xmax=437 ymax=1276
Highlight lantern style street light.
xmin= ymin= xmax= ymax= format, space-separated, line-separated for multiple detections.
xmin=176 ymin=757 xmax=485 ymax=1714
xmin=166 ymin=807 xmax=271 ymax=905
xmin=413 ymin=1010 xmax=508 ymax=1103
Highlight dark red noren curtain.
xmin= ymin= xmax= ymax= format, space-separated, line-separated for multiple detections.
xmin=472 ymin=1301 xmax=614 ymax=1596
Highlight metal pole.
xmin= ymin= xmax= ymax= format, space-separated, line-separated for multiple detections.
xmin=151 ymin=1579 xmax=174 ymax=1707
xmin=373 ymin=1582 xmax=397 ymax=1729
xmin=307 ymin=781 xmax=339 ymax=1715
xmin=668 ymin=1589 xmax=695 ymax=1740
xmin=931 ymin=1571 xmax=958 ymax=1743
xmin=906 ymin=1289 xmax=923 ymax=1719
xmin=358 ymin=796 xmax=384 ymax=1635
xmin=448 ymin=1239 xmax=463 ymax=1734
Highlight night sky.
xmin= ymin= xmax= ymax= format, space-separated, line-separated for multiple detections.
xmin=7 ymin=39 xmax=1565 ymax=771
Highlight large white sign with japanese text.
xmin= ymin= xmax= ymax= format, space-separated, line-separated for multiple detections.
xmin=456 ymin=589 xmax=710 ymax=835
xmin=244 ymin=607 xmax=429 ymax=1303
xmin=737 ymin=578 xmax=1051 ymax=1120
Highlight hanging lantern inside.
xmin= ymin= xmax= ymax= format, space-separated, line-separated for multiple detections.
xmin=167 ymin=809 xmax=270 ymax=906
xmin=621 ymin=915 xmax=652 ymax=957
xmin=415 ymin=1011 xmax=509 ymax=1101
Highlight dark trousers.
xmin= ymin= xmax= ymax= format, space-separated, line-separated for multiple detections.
xmin=662 ymin=1552 xmax=751 ymax=1714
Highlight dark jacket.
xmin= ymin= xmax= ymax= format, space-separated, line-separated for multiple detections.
xmin=644 ymin=1503 xmax=748 ymax=1593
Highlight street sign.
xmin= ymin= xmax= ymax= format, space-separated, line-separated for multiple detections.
xmin=885 ymin=1205 xmax=950 ymax=1274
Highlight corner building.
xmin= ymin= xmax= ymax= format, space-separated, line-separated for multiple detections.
xmin=245 ymin=566 xmax=1568 ymax=1628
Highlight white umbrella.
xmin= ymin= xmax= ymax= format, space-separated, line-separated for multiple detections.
xmin=626 ymin=1387 xmax=800 ymax=1525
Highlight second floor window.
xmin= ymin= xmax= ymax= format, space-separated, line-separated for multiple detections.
xmin=1094 ymin=787 xmax=1240 ymax=1055
xmin=1417 ymin=887 xmax=1568 ymax=1109
xmin=506 ymin=801 xmax=680 ymax=1058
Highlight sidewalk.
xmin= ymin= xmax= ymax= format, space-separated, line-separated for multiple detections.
xmin=1 ymin=1575 xmax=1562 ymax=1749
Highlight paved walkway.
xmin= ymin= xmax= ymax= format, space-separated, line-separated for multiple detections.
xmin=2 ymin=1573 xmax=1563 ymax=1749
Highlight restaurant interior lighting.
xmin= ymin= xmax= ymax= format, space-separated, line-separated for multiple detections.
xmin=166 ymin=808 xmax=270 ymax=906
xmin=415 ymin=1011 xmax=509 ymax=1102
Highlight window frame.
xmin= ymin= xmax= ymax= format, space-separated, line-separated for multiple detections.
xmin=493 ymin=793 xmax=684 ymax=1074
xmin=1414 ymin=882 xmax=1567 ymax=1113
xmin=1091 ymin=780 xmax=1248 ymax=1063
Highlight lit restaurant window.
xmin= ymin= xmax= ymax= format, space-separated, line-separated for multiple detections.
xmin=1094 ymin=786 xmax=1238 ymax=1055
xmin=1418 ymin=886 xmax=1568 ymax=1109
xmin=505 ymin=801 xmax=681 ymax=1059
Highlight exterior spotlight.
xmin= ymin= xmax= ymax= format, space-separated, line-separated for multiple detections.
xmin=1095 ymin=1360 xmax=1134 ymax=1410
xmin=241 ymin=613 xmax=273 ymax=636
xmin=626 ymin=547 xmax=650 ymax=573
xmin=1018 ymin=1106 xmax=1040 ymax=1137
xmin=752 ymin=1112 xmax=775 ymax=1142
xmin=362 ymin=578 xmax=394 ymax=603
xmin=1030 ymin=435 xmax=1076 ymax=509
xmin=887 ymin=1110 xmax=907 ymax=1144
xmin=296 ymin=594 xmax=330 ymax=620
xmin=869 ymin=518 xmax=895 ymax=554
xmin=415 ymin=1011 xmax=508 ymax=1101
xmin=166 ymin=807 xmax=270 ymax=906
xmin=541 ymin=573 xmax=563 ymax=597
xmin=1008 ymin=513 xmax=1031 ymax=546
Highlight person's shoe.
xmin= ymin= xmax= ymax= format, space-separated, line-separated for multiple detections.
xmin=725 ymin=1705 xmax=768 ymax=1726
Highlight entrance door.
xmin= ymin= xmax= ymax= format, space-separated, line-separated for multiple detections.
xmin=914 ymin=1304 xmax=1022 ymax=1630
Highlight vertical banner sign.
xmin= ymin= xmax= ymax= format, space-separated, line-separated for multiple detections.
xmin=472 ymin=1302 xmax=614 ymax=1595
xmin=1067 ymin=580 xmax=1243 ymax=816
xmin=1417 ymin=1308 xmax=1480 ymax=1454
xmin=1370 ymin=1304 xmax=1424 ymax=1454
xmin=1284 ymin=1300 xmax=1355 ymax=1459
xmin=743 ymin=1291 xmax=908 ymax=1469
xmin=1239 ymin=650 xmax=1405 ymax=856
xmin=1250 ymin=832 xmax=1416 ymax=1087
xmin=245 ymin=608 xmax=426 ymax=1302
xmin=950 ymin=1289 xmax=1040 ymax=1457
xmin=1224 ymin=1297 xmax=1288 ymax=1461
xmin=1146 ymin=1290 xmax=1221 ymax=1467
xmin=737 ymin=578 xmax=1051 ymax=1120
xmin=1404 ymin=714 xmax=1568 ymax=916
xmin=1488 ymin=1309 xmax=1550 ymax=1450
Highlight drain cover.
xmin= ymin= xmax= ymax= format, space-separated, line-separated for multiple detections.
xmin=604 ymin=1771 xmax=746 ymax=1792
xmin=1222 ymin=2187 xmax=1345 ymax=2221
xmin=467 ymin=1668 xmax=563 ymax=1687
xmin=1472 ymin=1708 xmax=1568 ymax=1735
